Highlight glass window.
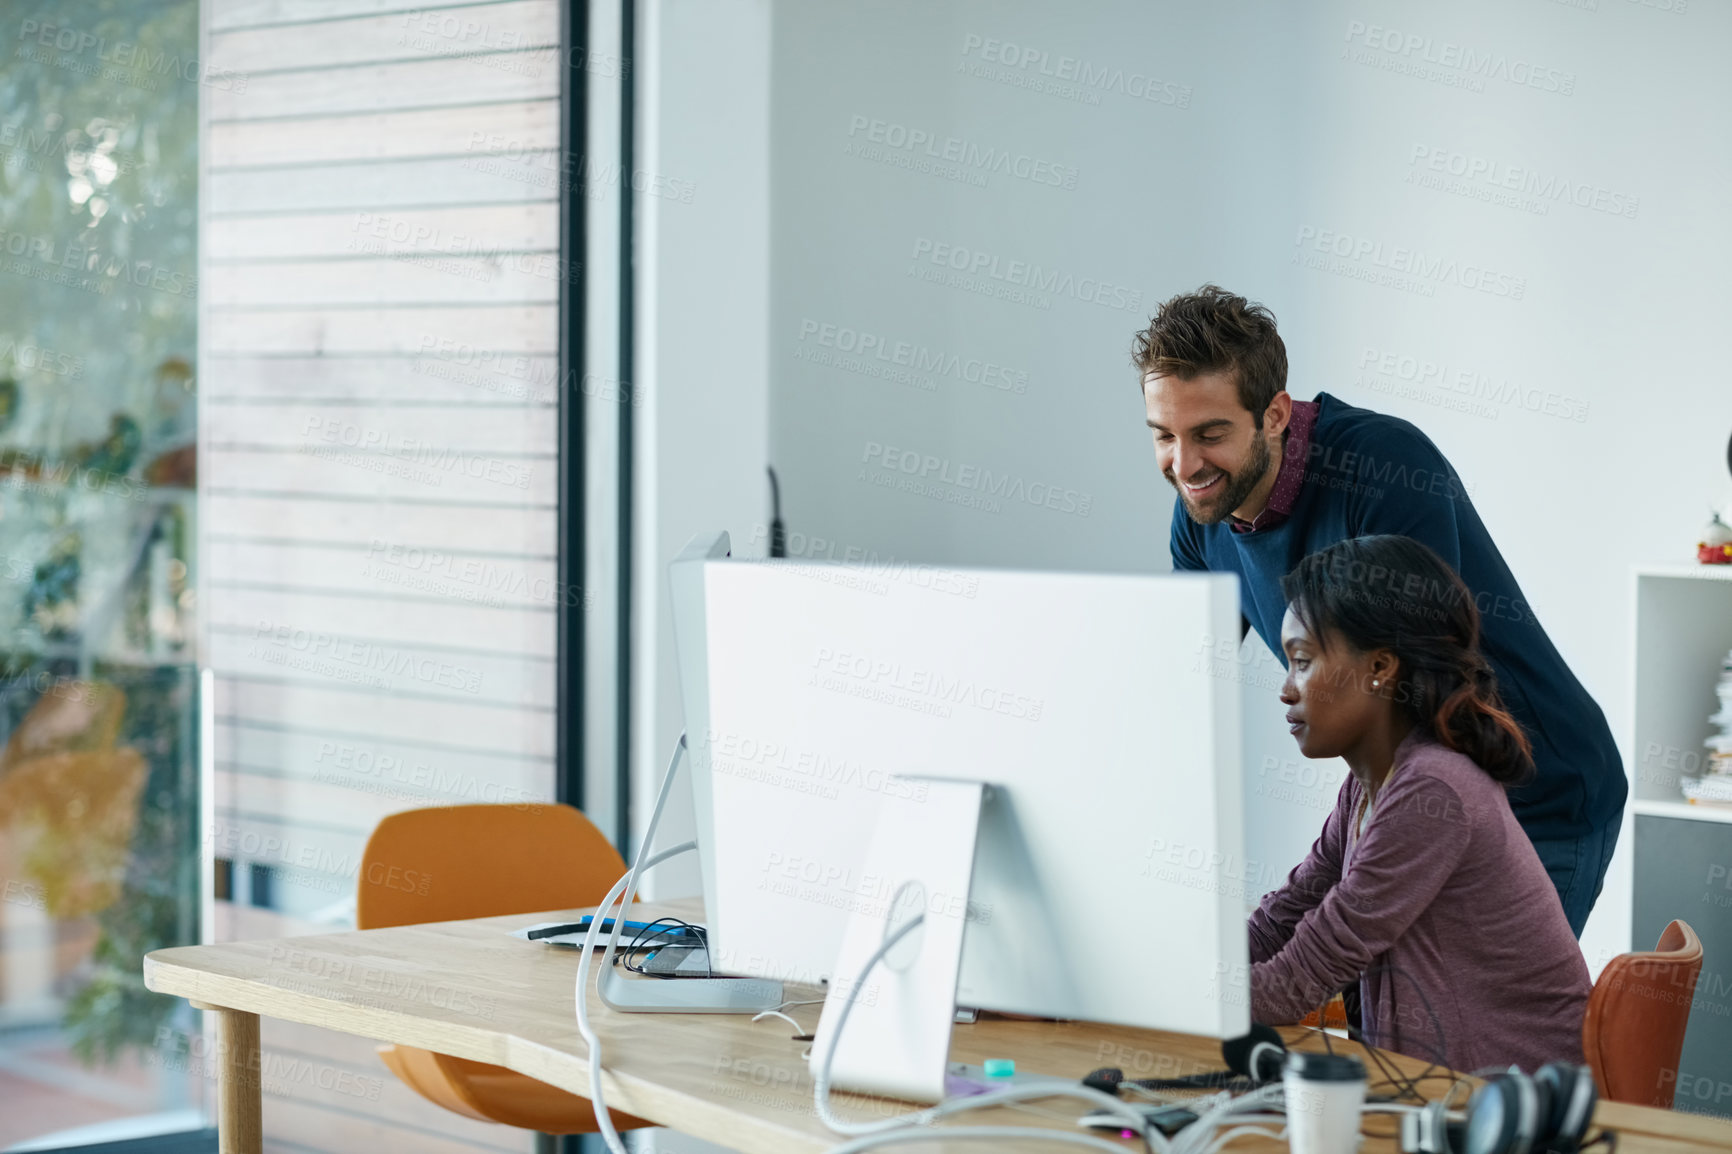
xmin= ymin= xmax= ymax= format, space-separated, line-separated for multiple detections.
xmin=0 ymin=0 xmax=203 ymax=1146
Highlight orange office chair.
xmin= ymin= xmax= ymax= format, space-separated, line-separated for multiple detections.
xmin=1582 ymin=918 xmax=1703 ymax=1108
xmin=357 ymin=803 xmax=652 ymax=1134
xmin=1298 ymin=994 xmax=1351 ymax=1032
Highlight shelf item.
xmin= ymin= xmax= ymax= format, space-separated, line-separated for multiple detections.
xmin=1630 ymin=799 xmax=1732 ymax=826
xmin=1678 ymin=779 xmax=1732 ymax=806
xmin=1698 ymin=511 xmax=1732 ymax=566
xmin=1684 ymin=648 xmax=1732 ymax=796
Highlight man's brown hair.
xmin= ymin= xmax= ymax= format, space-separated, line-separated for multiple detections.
xmin=1131 ymin=285 xmax=1288 ymax=428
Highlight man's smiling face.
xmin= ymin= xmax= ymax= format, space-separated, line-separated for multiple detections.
xmin=1142 ymin=369 xmax=1285 ymax=525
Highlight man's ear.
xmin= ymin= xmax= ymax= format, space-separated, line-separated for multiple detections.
xmin=1262 ymin=391 xmax=1293 ymax=438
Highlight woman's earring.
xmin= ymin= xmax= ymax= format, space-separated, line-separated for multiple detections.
xmin=1372 ymin=680 xmax=1381 ymax=688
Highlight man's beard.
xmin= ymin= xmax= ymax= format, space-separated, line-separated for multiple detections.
xmin=1166 ymin=432 xmax=1273 ymax=525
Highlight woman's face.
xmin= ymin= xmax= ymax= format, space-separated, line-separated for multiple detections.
xmin=1278 ymin=606 xmax=1392 ymax=761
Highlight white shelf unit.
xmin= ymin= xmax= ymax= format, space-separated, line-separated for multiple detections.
xmin=1629 ymin=564 xmax=1732 ymax=814
xmin=1627 ymin=563 xmax=1732 ymax=1113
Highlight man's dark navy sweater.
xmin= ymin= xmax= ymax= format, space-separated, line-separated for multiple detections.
xmin=1170 ymin=391 xmax=1625 ymax=842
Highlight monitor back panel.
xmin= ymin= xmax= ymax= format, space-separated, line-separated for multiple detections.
xmin=702 ymin=562 xmax=1249 ymax=1040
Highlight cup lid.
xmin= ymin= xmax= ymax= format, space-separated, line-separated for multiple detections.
xmin=1284 ymin=1052 xmax=1366 ymax=1083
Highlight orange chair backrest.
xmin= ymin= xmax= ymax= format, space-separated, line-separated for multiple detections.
xmin=1582 ymin=919 xmax=1703 ymax=1108
xmin=358 ymin=804 xmax=628 ymax=930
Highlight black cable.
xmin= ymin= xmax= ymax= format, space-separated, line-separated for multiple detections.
xmin=616 ymin=916 xmax=710 ymax=978
xmin=1354 ymin=959 xmax=1455 ymax=1081
xmin=621 ymin=918 xmax=702 ymax=972
xmin=1316 ymin=998 xmax=1335 ymax=1056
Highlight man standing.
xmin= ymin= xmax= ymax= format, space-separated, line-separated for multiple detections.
xmin=1138 ymin=284 xmax=1624 ymax=936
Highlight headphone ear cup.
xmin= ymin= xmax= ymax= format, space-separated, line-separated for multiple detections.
xmin=1534 ymin=1063 xmax=1597 ymax=1150
xmin=1463 ymin=1074 xmax=1540 ymax=1154
xmin=1533 ymin=1065 xmax=1568 ymax=1139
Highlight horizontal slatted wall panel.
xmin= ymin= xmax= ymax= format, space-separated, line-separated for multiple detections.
xmin=203 ymin=0 xmax=559 ymax=1148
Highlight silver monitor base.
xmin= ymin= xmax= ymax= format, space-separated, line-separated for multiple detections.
xmin=599 ymin=966 xmax=784 ymax=1014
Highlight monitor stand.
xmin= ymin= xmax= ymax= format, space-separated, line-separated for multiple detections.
xmin=598 ymin=965 xmax=783 ymax=1013
xmin=597 ymin=736 xmax=785 ymax=1015
xmin=810 ymin=778 xmax=986 ymax=1104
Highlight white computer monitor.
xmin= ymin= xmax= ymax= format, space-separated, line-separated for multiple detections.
xmin=684 ymin=557 xmax=1250 ymax=1042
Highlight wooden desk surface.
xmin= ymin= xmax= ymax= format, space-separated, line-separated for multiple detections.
xmin=146 ymin=900 xmax=1732 ymax=1154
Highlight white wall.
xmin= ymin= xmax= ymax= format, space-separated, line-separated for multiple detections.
xmin=751 ymin=0 xmax=1732 ymax=977
xmin=634 ymin=0 xmax=772 ymax=896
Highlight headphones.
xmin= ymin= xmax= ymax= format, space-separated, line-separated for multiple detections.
xmin=1404 ymin=1063 xmax=1598 ymax=1154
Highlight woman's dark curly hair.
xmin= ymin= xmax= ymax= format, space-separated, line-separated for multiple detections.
xmin=1280 ymin=534 xmax=1534 ymax=786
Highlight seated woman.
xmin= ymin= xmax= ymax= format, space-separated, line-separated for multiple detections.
xmin=1249 ymin=534 xmax=1590 ymax=1072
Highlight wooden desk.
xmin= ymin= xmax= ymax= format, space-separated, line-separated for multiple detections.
xmin=145 ymin=902 xmax=1732 ymax=1154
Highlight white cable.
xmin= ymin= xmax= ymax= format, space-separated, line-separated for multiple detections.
xmin=1193 ymin=1123 xmax=1287 ymax=1154
xmin=823 ymin=1127 xmax=1161 ymax=1154
xmin=812 ymin=913 xmax=1170 ymax=1153
xmin=574 ymin=735 xmax=700 ymax=1154
xmin=1169 ymin=1083 xmax=1286 ymax=1154
xmin=574 ymin=843 xmax=694 ymax=1154
xmin=751 ymin=1004 xmax=810 ymax=1032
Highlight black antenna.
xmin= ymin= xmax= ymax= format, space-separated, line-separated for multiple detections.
xmin=767 ymin=465 xmax=787 ymax=557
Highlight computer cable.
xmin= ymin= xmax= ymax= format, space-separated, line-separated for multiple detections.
xmin=1357 ymin=959 xmax=1454 ymax=1081
xmin=1297 ymin=992 xmax=1423 ymax=1105
xmin=822 ymin=1128 xmax=1167 ymax=1154
xmin=811 ymin=911 xmax=1169 ymax=1154
xmin=575 ymin=843 xmax=695 ymax=1154
xmin=751 ymin=1008 xmax=812 ymax=1037
xmin=620 ymin=916 xmax=710 ymax=977
xmin=575 ymin=734 xmax=703 ymax=1154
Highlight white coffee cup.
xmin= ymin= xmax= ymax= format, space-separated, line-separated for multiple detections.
xmin=1284 ymin=1051 xmax=1366 ymax=1154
